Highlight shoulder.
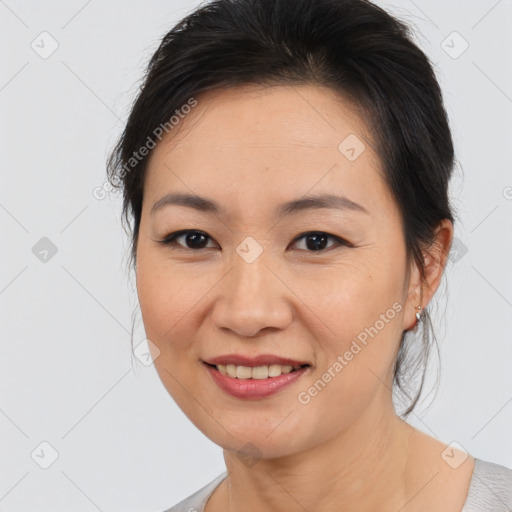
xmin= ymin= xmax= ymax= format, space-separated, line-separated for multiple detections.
xmin=462 ymin=458 xmax=512 ymax=512
xmin=162 ymin=472 xmax=228 ymax=512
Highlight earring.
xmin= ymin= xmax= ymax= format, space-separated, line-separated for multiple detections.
xmin=415 ymin=306 xmax=422 ymax=322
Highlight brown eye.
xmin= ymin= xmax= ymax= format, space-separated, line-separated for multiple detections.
xmin=158 ymin=230 xmax=218 ymax=250
xmin=157 ymin=230 xmax=350 ymax=253
xmin=291 ymin=232 xmax=349 ymax=252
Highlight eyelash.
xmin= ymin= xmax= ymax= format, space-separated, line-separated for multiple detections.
xmin=156 ymin=229 xmax=352 ymax=253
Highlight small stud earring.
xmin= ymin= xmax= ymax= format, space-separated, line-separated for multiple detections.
xmin=415 ymin=306 xmax=422 ymax=322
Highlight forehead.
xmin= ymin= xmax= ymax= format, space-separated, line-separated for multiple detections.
xmin=151 ymin=83 xmax=375 ymax=157
xmin=143 ymin=84 xmax=389 ymax=215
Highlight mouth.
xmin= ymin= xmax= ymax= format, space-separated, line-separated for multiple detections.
xmin=203 ymin=360 xmax=311 ymax=399
xmin=203 ymin=361 xmax=310 ymax=379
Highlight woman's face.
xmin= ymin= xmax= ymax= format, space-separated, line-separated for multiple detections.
xmin=136 ymin=84 xmax=421 ymax=458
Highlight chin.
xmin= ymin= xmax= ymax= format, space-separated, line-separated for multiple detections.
xmin=197 ymin=413 xmax=310 ymax=459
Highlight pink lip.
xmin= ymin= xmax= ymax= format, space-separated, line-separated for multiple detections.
xmin=204 ymin=354 xmax=310 ymax=367
xmin=204 ymin=363 xmax=310 ymax=400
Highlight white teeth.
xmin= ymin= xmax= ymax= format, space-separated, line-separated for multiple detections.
xmin=216 ymin=364 xmax=297 ymax=379
xmin=225 ymin=364 xmax=236 ymax=378
xmin=236 ymin=365 xmax=252 ymax=379
xmin=251 ymin=366 xmax=268 ymax=379
xmin=268 ymin=364 xmax=284 ymax=377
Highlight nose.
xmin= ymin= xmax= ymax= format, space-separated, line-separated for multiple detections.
xmin=211 ymin=253 xmax=293 ymax=338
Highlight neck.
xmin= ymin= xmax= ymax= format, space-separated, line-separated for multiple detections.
xmin=218 ymin=403 xmax=414 ymax=512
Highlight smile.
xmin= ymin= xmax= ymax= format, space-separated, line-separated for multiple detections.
xmin=203 ymin=362 xmax=311 ymax=399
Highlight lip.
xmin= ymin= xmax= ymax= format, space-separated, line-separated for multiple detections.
xmin=204 ymin=354 xmax=311 ymax=367
xmin=204 ymin=363 xmax=310 ymax=400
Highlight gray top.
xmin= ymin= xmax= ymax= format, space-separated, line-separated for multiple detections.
xmin=164 ymin=458 xmax=512 ymax=512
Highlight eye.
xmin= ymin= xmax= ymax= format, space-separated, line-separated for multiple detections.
xmin=157 ymin=229 xmax=218 ymax=250
xmin=290 ymin=231 xmax=350 ymax=252
xmin=156 ymin=229 xmax=351 ymax=252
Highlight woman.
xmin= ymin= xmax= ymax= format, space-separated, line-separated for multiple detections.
xmin=107 ymin=0 xmax=512 ymax=510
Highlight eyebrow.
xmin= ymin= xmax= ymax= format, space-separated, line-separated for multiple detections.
xmin=150 ymin=192 xmax=369 ymax=217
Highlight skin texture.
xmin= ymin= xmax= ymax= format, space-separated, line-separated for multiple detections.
xmin=135 ymin=84 xmax=472 ymax=511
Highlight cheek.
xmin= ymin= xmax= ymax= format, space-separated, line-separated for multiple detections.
xmin=135 ymin=253 xmax=207 ymax=414
xmin=296 ymin=253 xmax=405 ymax=343
xmin=297 ymin=251 xmax=405 ymax=407
xmin=136 ymin=250 xmax=198 ymax=350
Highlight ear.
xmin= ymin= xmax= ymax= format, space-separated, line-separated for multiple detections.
xmin=402 ymin=219 xmax=454 ymax=331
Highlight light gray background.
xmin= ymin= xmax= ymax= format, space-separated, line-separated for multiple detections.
xmin=1 ymin=1 xmax=511 ymax=510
